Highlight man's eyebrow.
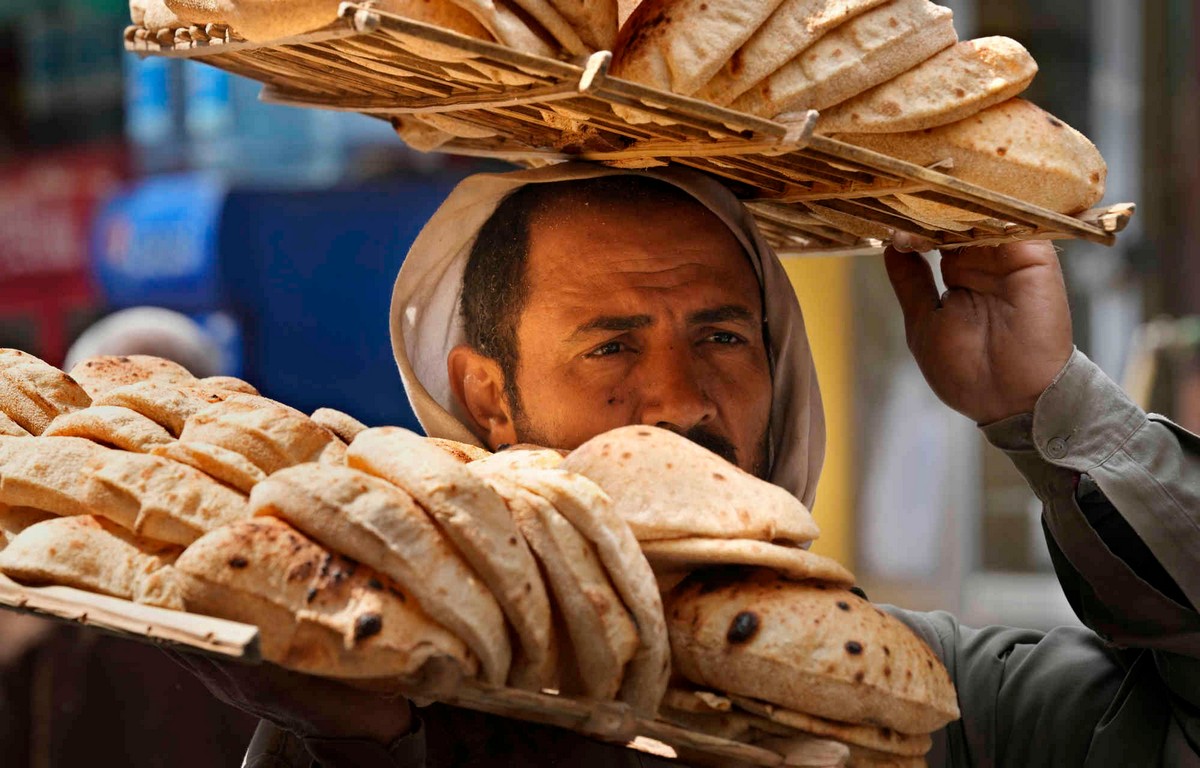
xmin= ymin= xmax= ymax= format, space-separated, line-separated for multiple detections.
xmin=571 ymin=314 xmax=653 ymax=337
xmin=687 ymin=305 xmax=757 ymax=326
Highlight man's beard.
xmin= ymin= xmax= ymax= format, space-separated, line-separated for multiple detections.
xmin=510 ymin=390 xmax=771 ymax=480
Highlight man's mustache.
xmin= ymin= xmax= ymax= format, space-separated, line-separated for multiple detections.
xmin=681 ymin=425 xmax=739 ymax=466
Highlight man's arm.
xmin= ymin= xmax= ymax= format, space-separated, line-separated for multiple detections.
xmin=885 ymin=236 xmax=1200 ymax=765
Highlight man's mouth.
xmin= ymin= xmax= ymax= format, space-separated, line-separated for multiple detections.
xmin=681 ymin=425 xmax=739 ymax=466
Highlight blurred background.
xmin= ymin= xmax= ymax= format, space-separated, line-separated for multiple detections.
xmin=0 ymin=0 xmax=1196 ymax=764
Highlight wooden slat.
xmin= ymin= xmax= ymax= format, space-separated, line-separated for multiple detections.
xmin=0 ymin=574 xmax=259 ymax=659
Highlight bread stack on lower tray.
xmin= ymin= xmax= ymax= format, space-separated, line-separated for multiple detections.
xmin=0 ymin=349 xmax=959 ymax=766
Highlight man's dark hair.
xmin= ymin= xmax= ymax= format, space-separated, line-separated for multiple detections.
xmin=459 ymin=175 xmax=702 ymax=409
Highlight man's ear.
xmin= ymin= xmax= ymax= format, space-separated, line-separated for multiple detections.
xmin=447 ymin=345 xmax=518 ymax=450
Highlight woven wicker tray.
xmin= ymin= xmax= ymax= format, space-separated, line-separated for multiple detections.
xmin=126 ymin=2 xmax=1134 ymax=257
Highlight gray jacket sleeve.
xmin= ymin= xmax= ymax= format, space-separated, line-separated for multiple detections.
xmin=888 ymin=348 xmax=1200 ymax=768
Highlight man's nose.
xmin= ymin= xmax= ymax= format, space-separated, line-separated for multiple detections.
xmin=636 ymin=346 xmax=717 ymax=433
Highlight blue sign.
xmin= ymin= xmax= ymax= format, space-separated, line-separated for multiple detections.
xmin=90 ymin=172 xmax=227 ymax=310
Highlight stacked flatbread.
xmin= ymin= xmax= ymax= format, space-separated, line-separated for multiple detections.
xmin=563 ymin=426 xmax=959 ymax=766
xmin=0 ymin=351 xmax=958 ymax=762
xmin=610 ymin=0 xmax=1106 ymax=217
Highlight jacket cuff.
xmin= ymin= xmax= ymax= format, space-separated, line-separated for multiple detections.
xmin=980 ymin=349 xmax=1146 ymax=497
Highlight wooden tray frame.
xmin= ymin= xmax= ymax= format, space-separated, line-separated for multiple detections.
xmin=124 ymin=3 xmax=1134 ymax=258
xmin=0 ymin=575 xmax=827 ymax=766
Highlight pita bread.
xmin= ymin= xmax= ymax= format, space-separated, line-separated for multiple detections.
xmin=616 ymin=0 xmax=639 ymax=26
xmin=508 ymin=468 xmax=669 ymax=716
xmin=640 ymin=538 xmax=856 ymax=585
xmin=426 ymin=437 xmax=492 ymax=463
xmin=0 ymin=348 xmax=48 ymax=371
xmin=42 ymin=405 xmax=174 ymax=453
xmin=346 ymin=427 xmax=555 ymax=690
xmin=816 ymin=37 xmax=1038 ymax=134
xmin=129 ymin=0 xmax=188 ymax=29
xmin=694 ymin=0 xmax=891 ymax=106
xmin=0 ymin=410 xmax=30 ymax=437
xmin=0 ymin=515 xmax=184 ymax=609
xmin=469 ymin=446 xmax=564 ymax=473
xmin=666 ymin=568 xmax=959 ymax=735
xmin=94 ymin=381 xmax=235 ymax=437
xmin=310 ymin=408 xmax=368 ymax=445
xmin=250 ymin=463 xmax=512 ymax=685
xmin=150 ymin=440 xmax=266 ymax=494
xmin=0 ymin=504 xmax=55 ymax=549
xmin=610 ymin=0 xmax=789 ymax=97
xmin=198 ymin=375 xmax=259 ymax=395
xmin=0 ymin=359 xmax=92 ymax=436
xmin=731 ymin=695 xmax=933 ymax=757
xmin=175 ymin=517 xmax=477 ymax=680
xmin=84 ymin=451 xmax=249 ymax=546
xmin=178 ymin=394 xmax=337 ymax=475
xmin=562 ymin=426 xmax=819 ymax=544
xmin=68 ymin=355 xmax=196 ymax=399
xmin=731 ymin=0 xmax=958 ymax=118
xmin=546 ymin=0 xmax=617 ymax=51
xmin=844 ymin=744 xmax=928 ymax=767
xmin=447 ymin=0 xmax=558 ymax=57
xmin=834 ymin=98 xmax=1107 ymax=215
xmin=0 ymin=436 xmax=109 ymax=517
xmin=473 ymin=470 xmax=638 ymax=699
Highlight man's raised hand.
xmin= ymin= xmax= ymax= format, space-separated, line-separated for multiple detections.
xmin=883 ymin=235 xmax=1074 ymax=425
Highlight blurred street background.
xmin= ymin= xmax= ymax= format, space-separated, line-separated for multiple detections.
xmin=0 ymin=0 xmax=1196 ymax=764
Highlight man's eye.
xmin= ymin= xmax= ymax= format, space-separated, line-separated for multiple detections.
xmin=587 ymin=341 xmax=628 ymax=357
xmin=706 ymin=331 xmax=744 ymax=345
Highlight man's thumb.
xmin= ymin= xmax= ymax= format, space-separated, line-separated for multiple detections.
xmin=883 ymin=246 xmax=940 ymax=337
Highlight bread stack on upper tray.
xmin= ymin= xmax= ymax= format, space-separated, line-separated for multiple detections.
xmin=609 ymin=0 xmax=1106 ymax=222
xmin=0 ymin=349 xmax=959 ymax=765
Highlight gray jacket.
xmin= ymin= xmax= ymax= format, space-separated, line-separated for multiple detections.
xmin=246 ymin=350 xmax=1200 ymax=767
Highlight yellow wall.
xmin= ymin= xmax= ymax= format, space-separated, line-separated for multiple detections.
xmin=782 ymin=256 xmax=855 ymax=568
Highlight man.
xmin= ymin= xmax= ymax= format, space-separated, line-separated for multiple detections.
xmin=199 ymin=164 xmax=1198 ymax=767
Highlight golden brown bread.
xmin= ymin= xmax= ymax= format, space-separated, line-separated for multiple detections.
xmin=562 ymin=425 xmax=819 ymax=544
xmin=666 ymin=569 xmax=959 ymax=735
xmin=834 ymin=98 xmax=1107 ymax=215
xmin=251 ymin=462 xmax=513 ymax=686
xmin=43 ymin=405 xmax=174 ymax=453
xmin=175 ymin=517 xmax=478 ymax=680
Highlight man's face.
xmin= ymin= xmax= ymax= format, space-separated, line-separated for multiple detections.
xmin=505 ymin=195 xmax=773 ymax=475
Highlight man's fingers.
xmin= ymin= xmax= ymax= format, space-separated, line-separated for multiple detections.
xmin=890 ymin=231 xmax=938 ymax=253
xmin=884 ymin=246 xmax=941 ymax=337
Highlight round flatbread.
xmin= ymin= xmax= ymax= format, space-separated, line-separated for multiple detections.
xmin=447 ymin=0 xmax=559 ymax=57
xmin=508 ymin=467 xmax=669 ymax=717
xmin=730 ymin=0 xmax=958 ymax=117
xmin=731 ymin=695 xmax=933 ymax=757
xmin=43 ymin=405 xmax=175 ymax=453
xmin=640 ymin=538 xmax=855 ymax=585
xmin=0 ymin=410 xmax=30 ymax=437
xmin=346 ymin=427 xmax=555 ymax=691
xmin=0 ymin=515 xmax=184 ymax=608
xmin=179 ymin=394 xmax=337 ymax=475
xmin=175 ymin=517 xmax=478 ymax=680
xmin=611 ymin=0 xmax=789 ymax=97
xmin=666 ymin=568 xmax=960 ymax=735
xmin=815 ymin=37 xmax=1038 ymax=134
xmin=84 ymin=450 xmax=249 ymax=546
xmin=68 ymin=355 xmax=197 ymax=399
xmin=150 ymin=440 xmax=266 ymax=494
xmin=310 ymin=407 xmax=369 ymax=445
xmin=473 ymin=470 xmax=638 ymax=699
xmin=833 ymin=98 xmax=1107 ymax=215
xmin=426 ymin=437 xmax=492 ymax=463
xmin=562 ymin=425 xmax=819 ymax=544
xmin=0 ymin=358 xmax=92 ymax=435
xmin=251 ymin=463 xmax=512 ymax=686
xmin=0 ymin=504 xmax=55 ymax=549
xmin=694 ymin=0 xmax=891 ymax=106
xmin=469 ymin=446 xmax=564 ymax=473
xmin=94 ymin=381 xmax=237 ymax=437
xmin=198 ymin=375 xmax=259 ymax=395
xmin=0 ymin=436 xmax=110 ymax=517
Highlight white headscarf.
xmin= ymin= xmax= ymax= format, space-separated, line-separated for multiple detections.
xmin=390 ymin=163 xmax=826 ymax=510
